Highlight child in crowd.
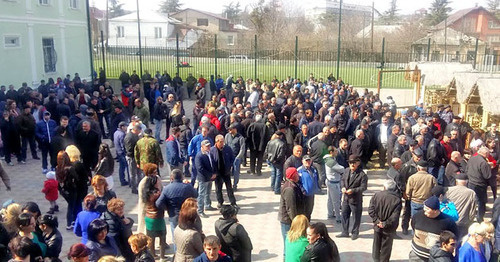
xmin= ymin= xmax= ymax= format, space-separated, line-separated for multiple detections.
xmin=41 ymin=171 xmax=59 ymax=214
xmin=194 ymin=235 xmax=232 ymax=262
xmin=128 ymin=233 xmax=155 ymax=262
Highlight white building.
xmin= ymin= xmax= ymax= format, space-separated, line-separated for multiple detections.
xmin=0 ymin=0 xmax=92 ymax=86
xmin=108 ymin=12 xmax=185 ymax=48
xmin=305 ymin=0 xmax=372 ymax=31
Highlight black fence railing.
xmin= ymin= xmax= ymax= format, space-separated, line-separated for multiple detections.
xmin=93 ymin=35 xmax=498 ymax=89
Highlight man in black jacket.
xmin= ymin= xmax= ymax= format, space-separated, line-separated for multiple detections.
xmin=210 ymin=135 xmax=237 ymax=209
xmin=264 ymin=132 xmax=287 ymax=194
xmin=466 ymin=147 xmax=492 ymax=222
xmin=427 ymin=130 xmax=445 ymax=182
xmin=369 ymin=180 xmax=402 ymax=262
xmin=386 ymin=125 xmax=400 ymax=166
xmin=215 ymin=205 xmax=253 ymax=262
xmin=17 ymin=105 xmax=39 ymax=162
xmin=284 ymin=145 xmax=303 ymax=171
xmin=337 ymin=156 xmax=368 ymax=240
xmin=246 ymin=114 xmax=267 ymax=176
xmin=349 ymin=130 xmax=365 ymax=167
xmin=444 ymin=151 xmax=463 ymax=187
xmin=75 ymin=121 xmax=101 ymax=171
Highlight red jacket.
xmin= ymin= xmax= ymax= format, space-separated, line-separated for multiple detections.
xmin=200 ymin=113 xmax=221 ymax=131
xmin=42 ymin=179 xmax=59 ymax=201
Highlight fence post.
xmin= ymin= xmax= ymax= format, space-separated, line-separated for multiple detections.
xmin=85 ymin=0 xmax=94 ymax=81
xmin=294 ymin=36 xmax=298 ymax=80
xmin=254 ymin=35 xmax=257 ymax=80
xmin=473 ymin=38 xmax=479 ymax=70
xmin=100 ymin=30 xmax=106 ymax=76
xmin=136 ymin=0 xmax=143 ymax=77
xmin=214 ymin=34 xmax=218 ymax=78
xmin=336 ymin=0 xmax=343 ymax=79
xmin=378 ymin=37 xmax=385 ymax=93
xmin=427 ymin=38 xmax=431 ymax=62
xmin=176 ymin=33 xmax=180 ymax=76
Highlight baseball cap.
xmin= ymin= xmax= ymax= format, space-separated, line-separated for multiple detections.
xmin=348 ymin=155 xmax=361 ymax=163
xmin=201 ymin=140 xmax=211 ymax=147
xmin=303 ymin=155 xmax=312 ymax=161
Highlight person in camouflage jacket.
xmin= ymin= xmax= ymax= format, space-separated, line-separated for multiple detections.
xmin=135 ymin=128 xmax=164 ymax=170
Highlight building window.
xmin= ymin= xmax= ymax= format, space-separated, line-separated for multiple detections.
xmin=39 ymin=0 xmax=49 ymax=5
xmin=227 ymin=35 xmax=234 ymax=46
xmin=117 ymin=26 xmax=124 ymax=38
xmin=488 ymin=35 xmax=500 ymax=43
xmin=154 ymin=27 xmax=162 ymax=38
xmin=69 ymin=0 xmax=78 ymax=9
xmin=488 ymin=20 xmax=500 ymax=29
xmin=42 ymin=38 xmax=56 ymax=73
xmin=4 ymin=36 xmax=20 ymax=48
xmin=197 ymin=18 xmax=209 ymax=26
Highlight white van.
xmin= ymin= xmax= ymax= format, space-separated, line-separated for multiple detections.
xmin=228 ymin=55 xmax=249 ymax=60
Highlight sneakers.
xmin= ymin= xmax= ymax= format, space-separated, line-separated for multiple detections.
xmin=66 ymin=224 xmax=74 ymax=231
xmin=7 ymin=162 xmax=13 ymax=166
xmin=198 ymin=212 xmax=208 ymax=218
xmin=336 ymin=233 xmax=349 ymax=238
xmin=20 ymin=161 xmax=26 ymax=164
xmin=42 ymin=169 xmax=48 ymax=174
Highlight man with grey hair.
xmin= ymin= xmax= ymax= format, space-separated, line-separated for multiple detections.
xmin=387 ymin=158 xmax=404 ymax=197
xmin=444 ymin=151 xmax=463 ymax=187
xmin=75 ymin=120 xmax=101 ymax=171
xmin=124 ymin=123 xmax=141 ymax=191
xmin=369 ymin=179 xmax=402 ymax=262
xmin=466 ymin=146 xmax=492 ymax=222
xmin=247 ymin=113 xmax=267 ymax=176
xmin=393 ymin=135 xmax=408 ymax=159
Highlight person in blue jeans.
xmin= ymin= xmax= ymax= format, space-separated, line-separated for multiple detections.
xmin=113 ymin=121 xmax=128 ymax=186
xmin=195 ymin=140 xmax=217 ymax=217
xmin=265 ymin=132 xmax=287 ymax=194
xmin=35 ymin=111 xmax=57 ymax=173
xmin=224 ymin=124 xmax=245 ymax=190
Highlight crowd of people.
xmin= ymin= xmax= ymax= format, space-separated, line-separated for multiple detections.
xmin=0 ymin=68 xmax=500 ymax=262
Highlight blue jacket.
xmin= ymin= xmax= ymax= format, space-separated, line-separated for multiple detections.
xmin=297 ymin=166 xmax=320 ymax=196
xmin=155 ymin=180 xmax=198 ymax=217
xmin=215 ymin=78 xmax=224 ymax=92
xmin=195 ymin=151 xmax=214 ymax=182
xmin=194 ymin=252 xmax=232 ymax=262
xmin=35 ymin=119 xmax=57 ymax=144
xmin=188 ymin=134 xmax=214 ymax=158
xmin=166 ymin=135 xmax=184 ymax=166
xmin=74 ymin=211 xmax=100 ymax=244
xmin=209 ymin=146 xmax=234 ymax=176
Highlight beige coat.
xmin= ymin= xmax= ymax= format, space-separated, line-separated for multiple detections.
xmin=405 ymin=171 xmax=437 ymax=204
xmin=173 ymin=227 xmax=203 ymax=262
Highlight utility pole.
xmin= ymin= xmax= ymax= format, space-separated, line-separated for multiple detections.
xmin=136 ymin=0 xmax=143 ymax=77
xmin=371 ymin=1 xmax=374 ymax=52
xmin=85 ymin=0 xmax=94 ymax=81
xmin=336 ymin=0 xmax=343 ymax=79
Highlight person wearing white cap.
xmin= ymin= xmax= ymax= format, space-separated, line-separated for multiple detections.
xmin=195 ymin=139 xmax=217 ymax=217
xmin=35 ymin=111 xmax=58 ymax=173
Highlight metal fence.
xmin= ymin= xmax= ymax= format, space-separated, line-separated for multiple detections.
xmin=93 ymin=34 xmax=497 ymax=89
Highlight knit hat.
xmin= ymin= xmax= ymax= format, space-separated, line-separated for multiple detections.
xmin=46 ymin=171 xmax=56 ymax=180
xmin=424 ymin=196 xmax=440 ymax=210
xmin=286 ymin=167 xmax=299 ymax=181
xmin=456 ymin=173 xmax=468 ymax=180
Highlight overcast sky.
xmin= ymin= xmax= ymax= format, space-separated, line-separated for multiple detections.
xmin=92 ymin=0 xmax=488 ymax=15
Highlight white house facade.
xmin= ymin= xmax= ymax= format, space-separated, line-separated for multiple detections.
xmin=0 ymin=0 xmax=92 ymax=86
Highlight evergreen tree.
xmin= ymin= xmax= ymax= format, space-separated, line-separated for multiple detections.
xmin=381 ymin=0 xmax=399 ymax=24
xmin=109 ymin=0 xmax=128 ymax=18
xmin=160 ymin=0 xmax=183 ymax=14
xmin=223 ymin=2 xmax=242 ymax=23
xmin=425 ymin=0 xmax=452 ymax=26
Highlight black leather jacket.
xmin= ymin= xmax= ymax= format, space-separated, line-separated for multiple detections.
xmin=43 ymin=229 xmax=63 ymax=260
xmin=300 ymin=238 xmax=340 ymax=262
xmin=134 ymin=249 xmax=155 ymax=262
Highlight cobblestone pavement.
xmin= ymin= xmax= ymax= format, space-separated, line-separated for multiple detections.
xmin=0 ymin=100 xmax=493 ymax=261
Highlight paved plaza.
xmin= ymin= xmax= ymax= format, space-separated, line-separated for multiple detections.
xmin=6 ymin=99 xmax=494 ymax=261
